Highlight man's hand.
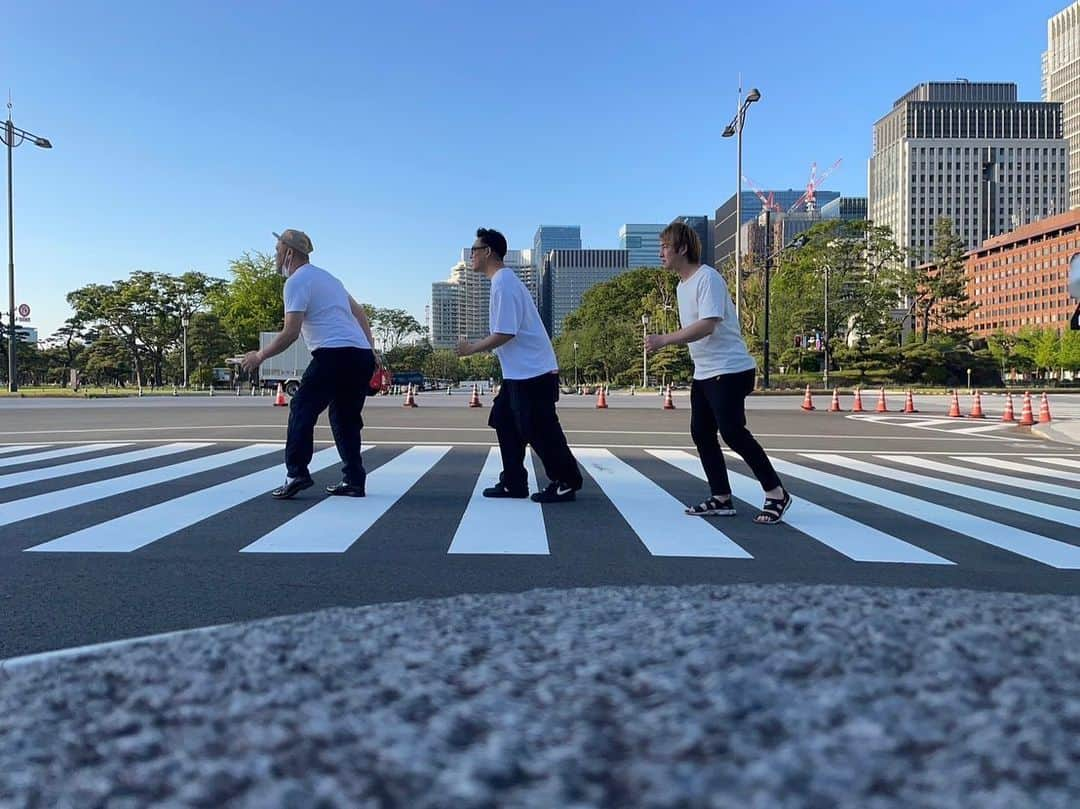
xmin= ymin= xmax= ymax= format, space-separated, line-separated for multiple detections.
xmin=241 ymin=350 xmax=262 ymax=374
xmin=644 ymin=334 xmax=668 ymax=354
xmin=455 ymin=340 xmax=473 ymax=357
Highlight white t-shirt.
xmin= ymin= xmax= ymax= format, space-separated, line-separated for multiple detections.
xmin=676 ymin=265 xmax=756 ymax=379
xmin=283 ymin=264 xmax=371 ymax=351
xmin=489 ymin=267 xmax=558 ymax=380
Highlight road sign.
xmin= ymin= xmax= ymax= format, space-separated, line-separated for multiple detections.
xmin=17 ymin=304 xmax=30 ymax=318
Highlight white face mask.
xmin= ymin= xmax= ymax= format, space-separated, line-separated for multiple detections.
xmin=278 ymin=248 xmax=293 ymax=278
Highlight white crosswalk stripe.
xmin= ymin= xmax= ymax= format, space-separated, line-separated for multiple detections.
xmin=0 ymin=444 xmax=47 ymax=458
xmin=649 ymin=450 xmax=952 ymax=565
xmin=241 ymin=446 xmax=446 ymax=553
xmin=577 ymin=448 xmax=751 ymax=558
xmin=27 ymin=447 xmax=344 ymax=553
xmin=448 ymin=448 xmax=548 ymax=555
xmin=2 ymin=443 xmax=1076 ymax=569
xmin=0 ymin=443 xmax=130 ymax=472
xmin=770 ymin=457 xmax=1080 ymax=569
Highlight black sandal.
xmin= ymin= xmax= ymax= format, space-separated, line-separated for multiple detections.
xmin=753 ymin=490 xmax=791 ymax=525
xmin=685 ymin=495 xmax=736 ymax=517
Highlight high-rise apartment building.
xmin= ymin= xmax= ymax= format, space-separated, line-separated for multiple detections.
xmin=540 ymin=249 xmax=630 ymax=338
xmin=618 ymin=224 xmax=665 ymax=268
xmin=429 ymin=248 xmax=534 ymax=348
xmin=1044 ymin=2 xmax=1080 ymax=209
xmin=868 ymin=81 xmax=1067 ymax=267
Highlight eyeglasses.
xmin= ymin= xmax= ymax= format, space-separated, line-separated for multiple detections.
xmin=470 ymin=245 xmax=490 ymax=255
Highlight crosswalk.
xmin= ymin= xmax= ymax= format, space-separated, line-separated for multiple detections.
xmin=0 ymin=441 xmax=1077 ymax=571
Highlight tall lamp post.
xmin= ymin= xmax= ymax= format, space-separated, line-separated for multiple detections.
xmin=572 ymin=340 xmax=579 ymax=388
xmin=641 ymin=313 xmax=650 ymax=388
xmin=823 ymin=262 xmax=830 ymax=390
xmin=181 ymin=315 xmax=190 ymax=388
xmin=2 ymin=103 xmax=52 ymax=392
xmin=721 ymin=87 xmax=761 ymax=323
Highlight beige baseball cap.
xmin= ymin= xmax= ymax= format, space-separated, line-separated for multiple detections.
xmin=273 ymin=229 xmax=314 ymax=255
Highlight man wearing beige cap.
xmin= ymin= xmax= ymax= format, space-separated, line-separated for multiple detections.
xmin=242 ymin=229 xmax=377 ymax=499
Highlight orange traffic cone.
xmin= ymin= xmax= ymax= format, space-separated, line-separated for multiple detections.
xmin=273 ymin=383 xmax=288 ymax=407
xmin=663 ymin=385 xmax=675 ymax=410
xmin=902 ymin=390 xmax=917 ymax=413
xmin=828 ymin=389 xmax=843 ymax=412
xmin=875 ymin=387 xmax=889 ymax=413
xmin=851 ymin=388 xmax=865 ymax=413
xmin=800 ymin=385 xmax=816 ymax=411
xmin=1018 ymin=392 xmax=1034 ymax=426
xmin=1001 ymin=392 xmax=1016 ymax=423
xmin=596 ymin=385 xmax=608 ymax=409
xmin=1039 ymin=392 xmax=1053 ymax=423
xmin=968 ymin=390 xmax=985 ymax=419
xmin=947 ymin=390 xmax=962 ymax=418
xmin=468 ymin=384 xmax=482 ymax=408
xmin=403 ymin=384 xmax=418 ymax=408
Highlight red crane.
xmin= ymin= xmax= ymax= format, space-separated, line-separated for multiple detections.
xmin=787 ymin=158 xmax=843 ymax=213
xmin=742 ymin=174 xmax=783 ymax=213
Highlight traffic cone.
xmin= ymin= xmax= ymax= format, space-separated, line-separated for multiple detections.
xmin=1001 ymin=392 xmax=1016 ymax=423
xmin=968 ymin=390 xmax=985 ymax=419
xmin=875 ymin=387 xmax=888 ymax=413
xmin=663 ymin=385 xmax=675 ymax=410
xmin=947 ymin=390 xmax=962 ymax=418
xmin=851 ymin=388 xmax=865 ymax=413
xmin=468 ymin=384 xmax=483 ymax=408
xmin=403 ymin=384 xmax=418 ymax=408
xmin=1038 ymin=393 xmax=1053 ymax=423
xmin=828 ymin=389 xmax=843 ymax=412
xmin=800 ymin=385 xmax=815 ymax=411
xmin=596 ymin=385 xmax=608 ymax=408
xmin=1019 ymin=391 xmax=1034 ymax=426
xmin=273 ymin=383 xmax=287 ymax=407
xmin=903 ymin=390 xmax=918 ymax=413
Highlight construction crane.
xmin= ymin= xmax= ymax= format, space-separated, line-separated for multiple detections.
xmin=742 ymin=174 xmax=783 ymax=213
xmin=787 ymin=158 xmax=843 ymax=214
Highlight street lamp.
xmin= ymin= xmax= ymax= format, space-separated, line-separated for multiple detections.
xmin=572 ymin=340 xmax=579 ymax=388
xmin=722 ymin=86 xmax=761 ymax=323
xmin=641 ymin=313 xmax=650 ymax=389
xmin=181 ymin=315 xmax=190 ymax=388
xmin=2 ymin=102 xmax=52 ymax=392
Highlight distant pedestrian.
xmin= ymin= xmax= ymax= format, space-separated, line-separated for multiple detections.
xmin=645 ymin=220 xmax=790 ymax=524
xmin=241 ymin=229 xmax=377 ymax=499
xmin=456 ymin=227 xmax=583 ymax=502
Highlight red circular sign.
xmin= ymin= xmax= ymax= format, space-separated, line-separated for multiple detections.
xmin=17 ymin=304 xmax=30 ymax=318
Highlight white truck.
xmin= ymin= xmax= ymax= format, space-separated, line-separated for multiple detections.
xmin=257 ymin=331 xmax=311 ymax=396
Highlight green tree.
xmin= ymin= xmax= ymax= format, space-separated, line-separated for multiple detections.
xmin=423 ymin=349 xmax=462 ymax=382
xmin=368 ymin=308 xmax=423 ymax=351
xmin=80 ymin=333 xmax=132 ymax=386
xmin=208 ymin=251 xmax=284 ymax=352
xmin=185 ymin=312 xmax=235 ymax=386
xmin=383 ymin=339 xmax=433 ymax=374
xmin=908 ymin=218 xmax=976 ymax=342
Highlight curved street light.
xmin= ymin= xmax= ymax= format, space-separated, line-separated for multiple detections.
xmin=2 ymin=104 xmax=52 ymax=392
xmin=721 ymin=87 xmax=761 ymax=324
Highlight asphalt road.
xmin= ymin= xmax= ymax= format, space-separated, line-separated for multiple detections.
xmin=0 ymin=393 xmax=1077 ymax=659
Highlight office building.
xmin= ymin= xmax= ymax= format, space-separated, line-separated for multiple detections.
xmin=429 ymin=248 xmax=534 ymax=348
xmin=714 ymin=190 xmax=840 ymax=267
xmin=675 ymin=215 xmax=714 ymax=266
xmin=868 ymin=81 xmax=1067 ymax=268
xmin=1044 ymin=2 xmax=1080 ymax=208
xmin=618 ymin=224 xmax=665 ymax=268
xmin=540 ymin=249 xmax=630 ymax=338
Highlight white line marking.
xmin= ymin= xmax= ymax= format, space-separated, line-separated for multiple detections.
xmin=0 ymin=444 xmax=277 ymax=527
xmin=26 ymin=448 xmax=345 ymax=552
xmin=448 ymin=448 xmax=548 ymax=555
xmin=955 ymin=456 xmax=1080 ymax=484
xmin=0 ymin=444 xmax=47 ymax=457
xmin=0 ymin=444 xmax=189 ymax=490
xmin=1027 ymin=456 xmax=1080 ymax=471
xmin=770 ymin=458 xmax=1080 ymax=569
xmin=805 ymin=454 xmax=1080 ymax=529
xmin=0 ymin=443 xmax=130 ymax=471
xmin=241 ymin=446 xmax=449 ymax=553
xmin=649 ymin=450 xmax=950 ymax=564
xmin=876 ymin=455 xmax=1080 ymax=502
xmin=576 ymin=448 xmax=751 ymax=558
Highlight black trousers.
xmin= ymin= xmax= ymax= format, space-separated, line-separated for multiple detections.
xmin=488 ymin=372 xmax=582 ymax=491
xmin=285 ymin=347 xmax=376 ymax=484
xmin=690 ymin=368 xmax=782 ymax=496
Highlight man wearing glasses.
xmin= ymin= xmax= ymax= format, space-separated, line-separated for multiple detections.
xmin=457 ymin=228 xmax=583 ymax=502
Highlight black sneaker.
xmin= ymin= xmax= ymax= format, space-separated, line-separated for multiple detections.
xmin=530 ymin=481 xmax=580 ymax=503
xmin=325 ymin=481 xmax=365 ymax=497
xmin=482 ymin=481 xmax=529 ymax=499
xmin=271 ymin=476 xmax=314 ymax=500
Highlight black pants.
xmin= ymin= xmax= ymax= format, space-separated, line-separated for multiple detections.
xmin=690 ymin=368 xmax=781 ymax=496
xmin=488 ymin=372 xmax=582 ymax=491
xmin=285 ymin=347 xmax=376 ymax=485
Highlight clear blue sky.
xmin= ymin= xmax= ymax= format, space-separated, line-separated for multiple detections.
xmin=5 ymin=0 xmax=1071 ymax=338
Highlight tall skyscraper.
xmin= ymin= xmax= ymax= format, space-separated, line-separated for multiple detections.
xmin=1043 ymin=2 xmax=1080 ymax=208
xmin=868 ymin=81 xmax=1067 ymax=266
xmin=714 ymin=190 xmax=839 ymax=268
xmin=675 ymin=215 xmax=714 ymax=266
xmin=533 ymin=226 xmax=581 ymax=323
xmin=540 ymin=249 xmax=630 ymax=338
xmin=429 ymin=249 xmax=535 ymax=348
xmin=618 ymin=224 xmax=665 ymax=268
